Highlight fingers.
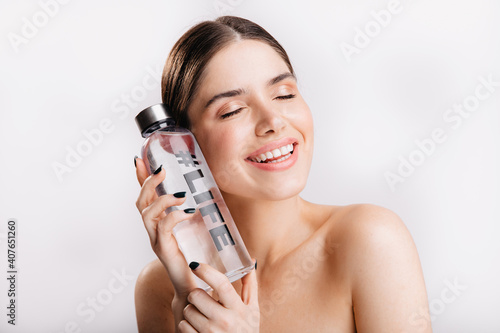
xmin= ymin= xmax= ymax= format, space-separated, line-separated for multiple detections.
xmin=141 ymin=202 xmax=200 ymax=294
xmin=156 ymin=208 xmax=194 ymax=240
xmin=188 ymin=262 xmax=241 ymax=310
xmin=187 ymin=288 xmax=228 ymax=321
xmin=134 ymin=156 xmax=149 ymax=186
xmin=185 ymin=262 xmax=260 ymax=332
xmin=183 ymin=294 xmax=213 ymax=331
xmin=177 ymin=319 xmax=197 ymax=333
xmin=135 ymin=164 xmax=165 ymax=212
xmin=141 ymin=194 xmax=186 ymax=228
xmin=240 ymin=259 xmax=259 ymax=306
xmin=140 ymin=195 xmax=187 ymax=245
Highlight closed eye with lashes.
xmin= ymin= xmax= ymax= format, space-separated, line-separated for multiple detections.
xmin=275 ymin=94 xmax=296 ymax=100
xmin=221 ymin=107 xmax=244 ymax=119
xmin=220 ymin=94 xmax=296 ymax=119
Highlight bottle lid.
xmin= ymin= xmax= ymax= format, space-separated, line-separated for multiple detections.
xmin=135 ymin=103 xmax=175 ymax=138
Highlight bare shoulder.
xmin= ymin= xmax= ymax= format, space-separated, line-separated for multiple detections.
xmin=325 ymin=203 xmax=412 ymax=250
xmin=327 ymin=203 xmax=420 ymax=275
xmin=303 ymin=202 xmax=410 ymax=257
xmin=135 ymin=259 xmax=175 ymax=333
xmin=325 ymin=203 xmax=431 ymax=332
xmin=319 ymin=203 xmax=409 ymax=249
xmin=332 ymin=202 xmax=404 ymax=228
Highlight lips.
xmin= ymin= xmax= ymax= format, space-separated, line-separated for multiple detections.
xmin=247 ymin=143 xmax=294 ymax=163
xmin=246 ymin=137 xmax=298 ymax=164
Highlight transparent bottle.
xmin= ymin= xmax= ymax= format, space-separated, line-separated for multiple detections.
xmin=135 ymin=103 xmax=254 ymax=291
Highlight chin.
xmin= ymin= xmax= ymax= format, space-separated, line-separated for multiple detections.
xmin=232 ymin=176 xmax=307 ymax=201
xmin=265 ymin=187 xmax=305 ymax=201
xmin=270 ymin=177 xmax=307 ymax=200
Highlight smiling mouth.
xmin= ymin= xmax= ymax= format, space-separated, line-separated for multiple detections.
xmin=246 ymin=143 xmax=295 ymax=163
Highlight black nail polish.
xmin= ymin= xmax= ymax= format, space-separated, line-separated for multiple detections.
xmin=134 ymin=155 xmax=138 ymax=168
xmin=174 ymin=191 xmax=186 ymax=198
xmin=189 ymin=261 xmax=200 ymax=270
xmin=254 ymin=260 xmax=257 ymax=270
xmin=153 ymin=165 xmax=163 ymax=175
xmin=184 ymin=208 xmax=195 ymax=214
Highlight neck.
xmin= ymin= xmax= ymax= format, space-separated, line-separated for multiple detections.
xmin=221 ymin=192 xmax=314 ymax=268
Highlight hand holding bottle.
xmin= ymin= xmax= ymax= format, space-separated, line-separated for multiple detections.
xmin=135 ymin=157 xmax=260 ymax=332
xmin=134 ymin=103 xmax=254 ymax=292
xmin=135 ymin=157 xmax=199 ymax=296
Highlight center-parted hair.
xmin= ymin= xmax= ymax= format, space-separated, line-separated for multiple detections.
xmin=161 ymin=16 xmax=294 ymax=129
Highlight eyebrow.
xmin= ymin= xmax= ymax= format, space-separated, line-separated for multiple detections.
xmin=267 ymin=72 xmax=296 ymax=87
xmin=203 ymin=72 xmax=296 ymax=109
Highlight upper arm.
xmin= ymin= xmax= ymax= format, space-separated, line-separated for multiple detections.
xmin=343 ymin=204 xmax=432 ymax=332
xmin=135 ymin=259 xmax=176 ymax=333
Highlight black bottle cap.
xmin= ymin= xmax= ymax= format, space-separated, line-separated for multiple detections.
xmin=135 ymin=103 xmax=175 ymax=138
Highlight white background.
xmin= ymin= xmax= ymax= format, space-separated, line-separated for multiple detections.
xmin=1 ymin=0 xmax=499 ymax=332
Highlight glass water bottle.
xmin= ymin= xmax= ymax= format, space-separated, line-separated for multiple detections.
xmin=135 ymin=103 xmax=254 ymax=291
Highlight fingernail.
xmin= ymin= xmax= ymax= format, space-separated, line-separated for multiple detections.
xmin=153 ymin=165 xmax=163 ymax=175
xmin=174 ymin=191 xmax=186 ymax=198
xmin=254 ymin=260 xmax=257 ymax=270
xmin=134 ymin=155 xmax=138 ymax=168
xmin=184 ymin=208 xmax=195 ymax=214
xmin=189 ymin=261 xmax=200 ymax=270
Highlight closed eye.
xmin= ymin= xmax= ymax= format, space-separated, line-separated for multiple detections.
xmin=220 ymin=94 xmax=295 ymax=119
xmin=275 ymin=94 xmax=296 ymax=100
xmin=220 ymin=108 xmax=243 ymax=119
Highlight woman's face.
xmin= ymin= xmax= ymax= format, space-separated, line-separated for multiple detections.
xmin=187 ymin=40 xmax=314 ymax=200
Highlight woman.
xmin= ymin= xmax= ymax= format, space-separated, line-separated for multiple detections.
xmin=134 ymin=16 xmax=431 ymax=332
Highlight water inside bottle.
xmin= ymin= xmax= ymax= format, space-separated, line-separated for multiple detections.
xmin=142 ymin=130 xmax=254 ymax=291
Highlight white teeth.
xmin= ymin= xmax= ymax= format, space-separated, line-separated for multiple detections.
xmin=271 ymin=148 xmax=281 ymax=158
xmin=249 ymin=143 xmax=295 ymax=163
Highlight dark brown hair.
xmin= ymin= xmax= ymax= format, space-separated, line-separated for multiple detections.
xmin=161 ymin=16 xmax=294 ymax=129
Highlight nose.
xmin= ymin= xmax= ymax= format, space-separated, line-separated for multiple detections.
xmin=254 ymin=100 xmax=286 ymax=136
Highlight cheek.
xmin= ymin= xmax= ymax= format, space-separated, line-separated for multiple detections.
xmin=195 ymin=131 xmax=223 ymax=166
xmin=194 ymin=125 xmax=248 ymax=189
xmin=303 ymin=108 xmax=314 ymax=132
xmin=293 ymin=101 xmax=314 ymax=138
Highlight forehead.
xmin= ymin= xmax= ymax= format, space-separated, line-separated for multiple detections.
xmin=199 ymin=39 xmax=291 ymax=93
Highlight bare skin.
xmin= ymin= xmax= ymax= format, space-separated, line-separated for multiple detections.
xmin=134 ymin=40 xmax=432 ymax=332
